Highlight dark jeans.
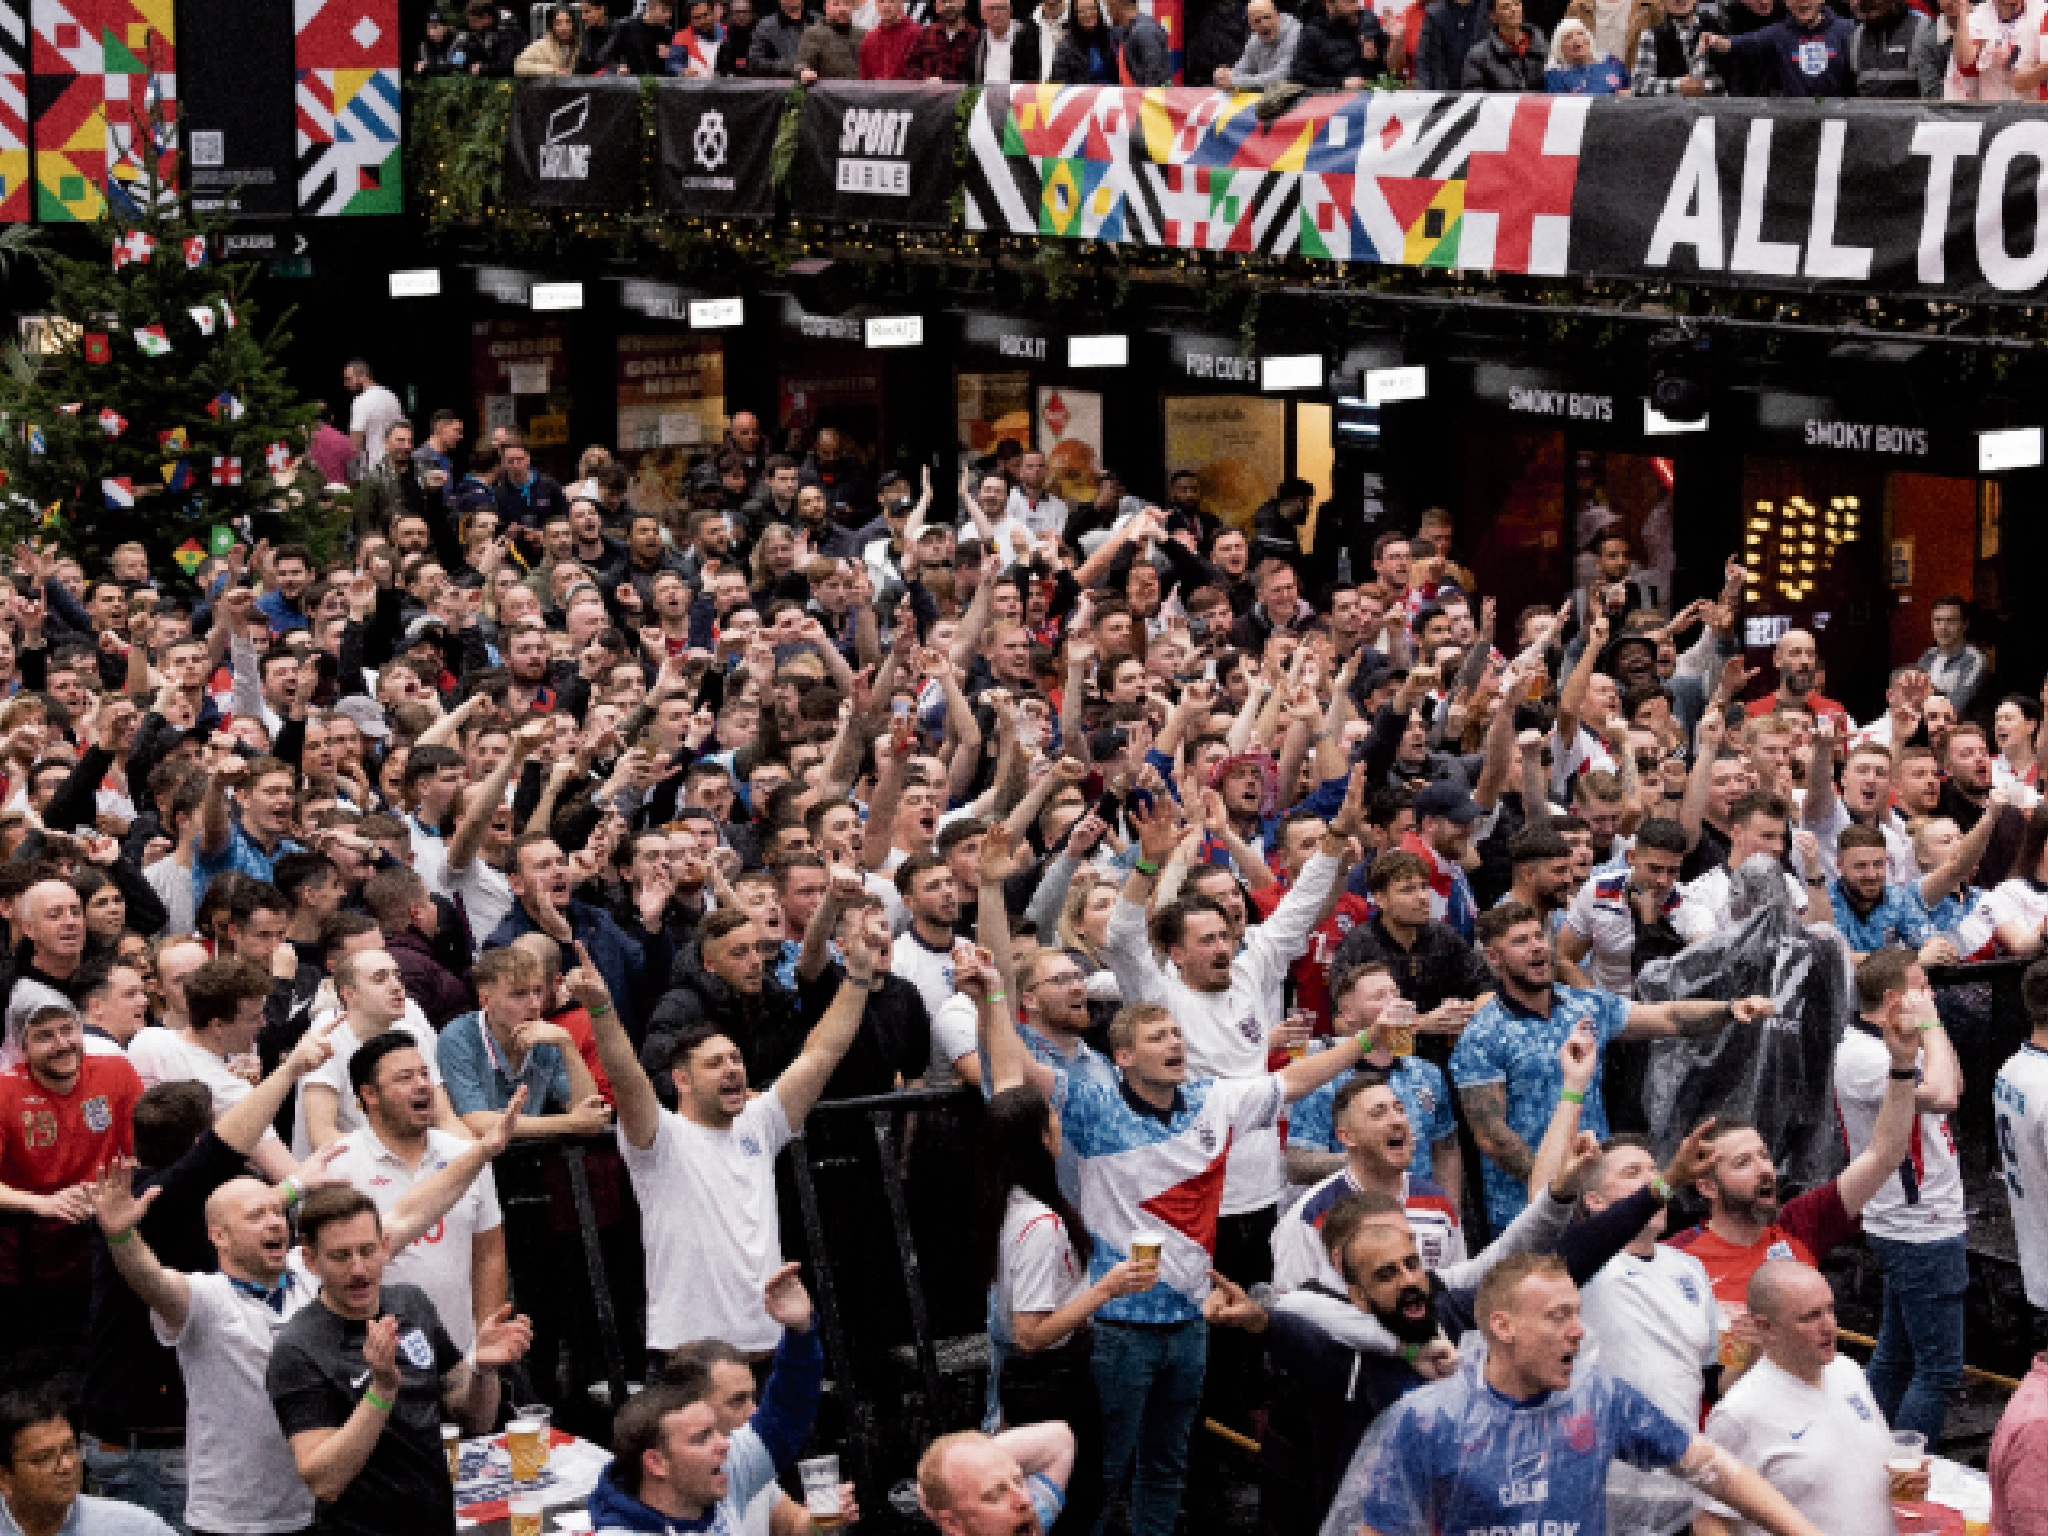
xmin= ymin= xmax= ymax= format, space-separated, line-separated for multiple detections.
xmin=1001 ymin=1330 xmax=1103 ymax=1536
xmin=1866 ymin=1233 xmax=1969 ymax=1445
xmin=1091 ymin=1319 xmax=1206 ymax=1536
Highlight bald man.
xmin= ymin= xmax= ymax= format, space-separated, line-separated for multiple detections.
xmin=1696 ymin=1260 xmax=1928 ymax=1536
xmin=90 ymin=1017 xmax=516 ymax=1536
xmin=1216 ymin=0 xmax=1302 ymax=87
xmin=11 ymin=879 xmax=87 ymax=1009
xmin=915 ymin=1424 xmax=1076 ymax=1536
xmin=1744 ymin=629 xmax=1850 ymax=734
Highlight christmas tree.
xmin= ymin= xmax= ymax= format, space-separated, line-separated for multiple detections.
xmin=0 ymin=48 xmax=333 ymax=582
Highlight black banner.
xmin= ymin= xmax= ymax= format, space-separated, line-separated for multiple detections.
xmin=1570 ymin=98 xmax=2048 ymax=304
xmin=503 ymin=80 xmax=642 ymax=210
xmin=655 ymin=79 xmax=783 ymax=219
xmin=789 ymin=81 xmax=960 ymax=230
xmin=176 ymin=0 xmax=295 ymax=218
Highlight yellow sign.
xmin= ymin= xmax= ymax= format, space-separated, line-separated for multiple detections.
xmin=527 ymin=413 xmax=569 ymax=447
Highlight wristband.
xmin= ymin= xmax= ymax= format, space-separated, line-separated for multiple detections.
xmin=1889 ymin=1067 xmax=1919 ymax=1080
xmin=1400 ymin=1342 xmax=1421 ymax=1365
xmin=985 ymin=990 xmax=1007 ymax=1003
xmin=364 ymin=1388 xmax=395 ymax=1413
xmin=1649 ymin=1174 xmax=1673 ymax=1203
xmin=588 ymin=1000 xmax=612 ymax=1018
xmin=279 ymin=1177 xmax=303 ymax=1209
xmin=1133 ymin=858 xmax=1160 ymax=876
xmin=1917 ymin=1020 xmax=1938 ymax=1034
xmin=1560 ymin=1089 xmax=1585 ymax=1105
xmin=107 ymin=1226 xmax=135 ymax=1245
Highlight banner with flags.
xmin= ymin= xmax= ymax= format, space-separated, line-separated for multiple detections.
xmin=294 ymin=0 xmax=399 ymax=215
xmin=30 ymin=0 xmax=177 ymax=223
xmin=0 ymin=0 xmax=26 ymax=221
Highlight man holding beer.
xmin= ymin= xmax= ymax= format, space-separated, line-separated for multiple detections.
xmin=265 ymin=1185 xmax=534 ymax=1536
xmin=1695 ymin=1260 xmax=1930 ymax=1536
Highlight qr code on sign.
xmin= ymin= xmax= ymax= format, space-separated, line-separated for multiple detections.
xmin=191 ymin=131 xmax=224 ymax=168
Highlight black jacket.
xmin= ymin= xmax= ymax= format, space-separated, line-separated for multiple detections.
xmin=577 ymin=16 xmax=619 ymax=71
xmin=1461 ymin=23 xmax=1548 ymax=87
xmin=603 ymin=13 xmax=673 ymax=71
xmin=972 ymin=16 xmax=1044 ymax=78
xmin=1289 ymin=7 xmax=1388 ymax=85
xmin=1708 ymin=0 xmax=1787 ymax=94
xmin=717 ymin=19 xmax=759 ymax=71
xmin=1413 ymin=0 xmax=1489 ymax=85
xmin=454 ymin=21 xmax=523 ymax=74
xmin=641 ymin=962 xmax=804 ymax=1103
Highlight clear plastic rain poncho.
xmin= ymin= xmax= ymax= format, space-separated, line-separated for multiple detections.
xmin=1633 ymin=855 xmax=1857 ymax=1190
xmin=1318 ymin=1336 xmax=1699 ymax=1536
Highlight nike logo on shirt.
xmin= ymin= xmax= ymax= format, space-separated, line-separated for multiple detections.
xmin=1788 ymin=1425 xmax=1810 ymax=1440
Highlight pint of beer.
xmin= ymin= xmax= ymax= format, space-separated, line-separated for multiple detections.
xmin=799 ymin=1455 xmax=842 ymax=1530
xmin=441 ymin=1423 xmax=461 ymax=1484
xmin=508 ymin=1418 xmax=546 ymax=1483
xmin=1886 ymin=1432 xmax=1926 ymax=1500
xmin=1383 ymin=1000 xmax=1418 ymax=1058
xmin=1129 ymin=1228 xmax=1166 ymax=1277
xmin=509 ymin=1494 xmax=544 ymax=1536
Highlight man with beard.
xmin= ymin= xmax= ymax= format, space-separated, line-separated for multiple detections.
xmin=1399 ymin=782 xmax=1483 ymax=942
xmin=641 ymin=909 xmax=804 ymax=1101
xmin=584 ymin=912 xmax=870 ymax=1374
xmin=1846 ymin=0 xmax=1925 ymax=93
xmin=1804 ymin=728 xmax=1920 ymax=886
xmin=890 ymin=855 xmax=982 ymax=1091
xmin=1824 ymin=824 xmax=1958 ymax=961
xmin=1664 ymin=1016 xmax=1921 ymax=1364
xmin=1335 ymin=1254 xmax=1825 ymax=1536
xmin=1211 ymin=1113 xmax=1714 ymax=1536
xmin=488 ymin=833 xmax=669 ymax=1045
xmin=1939 ymin=722 xmax=2029 ymax=888
xmin=1451 ymin=901 xmax=1775 ymax=1236
xmin=1162 ymin=470 xmax=1220 ymax=550
xmin=1742 ymin=628 xmax=1849 ymax=734
xmin=1501 ymin=825 xmax=1576 ymax=933
xmin=1559 ymin=818 xmax=1699 ymax=997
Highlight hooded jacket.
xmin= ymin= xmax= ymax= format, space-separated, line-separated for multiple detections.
xmin=1721 ymin=5 xmax=1855 ymax=94
xmin=640 ymin=958 xmax=803 ymax=1100
xmin=589 ymin=1323 xmax=823 ymax=1534
xmin=1461 ymin=21 xmax=1549 ymax=86
xmin=485 ymin=897 xmax=670 ymax=1045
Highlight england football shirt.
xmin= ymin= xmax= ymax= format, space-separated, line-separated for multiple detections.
xmin=1997 ymin=1040 xmax=2048 ymax=1308
xmin=1703 ymin=1356 xmax=1897 ymax=1536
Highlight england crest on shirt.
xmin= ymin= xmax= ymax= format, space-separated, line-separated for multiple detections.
xmin=739 ymin=1132 xmax=763 ymax=1158
xmin=1848 ymin=1392 xmax=1874 ymax=1421
xmin=1675 ymin=1273 xmax=1699 ymax=1305
xmin=399 ymin=1328 xmax=435 ymax=1369
xmin=1797 ymin=37 xmax=1829 ymax=73
xmin=1766 ymin=1240 xmax=1796 ymax=1261
xmin=1236 ymin=1014 xmax=1262 ymax=1045
xmin=81 ymin=1096 xmax=112 ymax=1133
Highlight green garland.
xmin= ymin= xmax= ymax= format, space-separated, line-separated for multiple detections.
xmin=403 ymin=77 xmax=2048 ymax=345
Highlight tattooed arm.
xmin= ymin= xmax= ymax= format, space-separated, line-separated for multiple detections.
xmin=1458 ymin=1081 xmax=1535 ymax=1186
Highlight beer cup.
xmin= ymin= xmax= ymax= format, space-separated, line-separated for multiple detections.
xmin=1129 ymin=1228 xmax=1166 ymax=1278
xmin=441 ymin=1423 xmax=461 ymax=1484
xmin=1886 ymin=1430 xmax=1926 ymax=1500
xmin=799 ymin=1455 xmax=842 ymax=1530
xmin=508 ymin=1418 xmax=545 ymax=1483
xmin=509 ymin=1493 xmax=544 ymax=1536
xmin=1383 ymin=1000 xmax=1418 ymax=1057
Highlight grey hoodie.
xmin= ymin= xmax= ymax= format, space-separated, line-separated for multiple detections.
xmin=1229 ymin=10 xmax=1302 ymax=84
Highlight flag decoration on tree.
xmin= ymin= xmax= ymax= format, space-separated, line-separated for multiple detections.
xmin=206 ymin=390 xmax=242 ymax=420
xmin=209 ymin=455 xmax=240 ymax=486
xmin=188 ymin=305 xmax=214 ymax=335
xmin=101 ymin=477 xmax=133 ymax=507
xmin=161 ymin=458 xmax=192 ymax=490
xmin=26 ymin=428 xmax=44 ymax=455
xmin=157 ymin=426 xmax=187 ymax=452
xmin=96 ymin=407 xmax=126 ymax=436
xmin=217 ymin=298 xmax=235 ymax=328
xmin=173 ymin=538 xmax=205 ymax=573
xmin=56 ymin=402 xmax=78 ymax=414
xmin=110 ymin=231 xmax=156 ymax=269
xmin=133 ymin=323 xmax=170 ymax=355
xmin=264 ymin=440 xmax=292 ymax=474
xmin=182 ymin=235 xmax=205 ymax=267
xmin=82 ymin=332 xmax=110 ymax=363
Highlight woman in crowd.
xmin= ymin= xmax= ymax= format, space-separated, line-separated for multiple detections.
xmin=515 ymin=5 xmax=580 ymax=75
xmin=1546 ymin=19 xmax=1632 ymax=94
xmin=1052 ymin=0 xmax=1120 ymax=83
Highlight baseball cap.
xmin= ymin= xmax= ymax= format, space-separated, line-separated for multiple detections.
xmin=1414 ymin=781 xmax=1483 ymax=824
xmin=332 ymin=695 xmax=392 ymax=742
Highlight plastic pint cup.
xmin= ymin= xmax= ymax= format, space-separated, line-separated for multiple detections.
xmin=799 ymin=1455 xmax=842 ymax=1529
xmin=509 ymin=1493 xmax=544 ymax=1536
xmin=1886 ymin=1431 xmax=1926 ymax=1500
xmin=508 ymin=1418 xmax=546 ymax=1483
xmin=1129 ymin=1229 xmax=1165 ymax=1277
xmin=441 ymin=1423 xmax=461 ymax=1483
xmin=1384 ymin=1001 xmax=1418 ymax=1057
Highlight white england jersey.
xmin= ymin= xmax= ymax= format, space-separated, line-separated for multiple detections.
xmin=1997 ymin=1041 xmax=2048 ymax=1308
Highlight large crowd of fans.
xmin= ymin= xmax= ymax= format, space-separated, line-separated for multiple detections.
xmin=6 ymin=351 xmax=2048 ymax=1536
xmin=416 ymin=0 xmax=1997 ymax=105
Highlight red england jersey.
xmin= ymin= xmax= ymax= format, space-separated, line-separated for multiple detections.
xmin=1250 ymin=882 xmax=1373 ymax=1035
xmin=0 ymin=1056 xmax=141 ymax=1286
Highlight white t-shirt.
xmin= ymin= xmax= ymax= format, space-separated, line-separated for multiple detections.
xmin=997 ymin=1189 xmax=1088 ymax=1351
xmin=1977 ymin=877 xmax=2048 ymax=951
xmin=1834 ymin=1024 xmax=1966 ymax=1243
xmin=350 ymin=383 xmax=405 ymax=468
xmin=1579 ymin=1245 xmax=1721 ymax=1429
xmin=1006 ymin=487 xmax=1068 ymax=538
xmin=1563 ymin=870 xmax=1701 ymax=997
xmin=441 ymin=853 xmax=515 ymax=954
xmin=156 ymin=1266 xmax=318 ymax=1534
xmin=1950 ymin=0 xmax=2048 ymax=99
xmin=327 ymin=1125 xmax=503 ymax=1352
xmin=1548 ymin=723 xmax=1616 ymax=801
xmin=893 ymin=930 xmax=956 ymax=1026
xmin=1996 ymin=1041 xmax=2048 ymax=1307
xmin=1703 ymin=1356 xmax=1897 ymax=1536
xmin=622 ymin=1090 xmax=794 ymax=1352
xmin=291 ymin=1005 xmax=443 ymax=1159
xmin=926 ymin=995 xmax=980 ymax=1091
xmin=127 ymin=1027 xmax=249 ymax=1113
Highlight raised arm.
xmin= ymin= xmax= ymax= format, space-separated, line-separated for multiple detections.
xmin=1836 ymin=1002 xmax=1935 ymax=1220
xmin=1526 ymin=1022 xmax=1595 ymax=1201
xmin=1554 ymin=613 xmax=1606 ymax=746
xmin=861 ymin=732 xmax=910 ymax=874
xmin=799 ymin=851 xmax=864 ymax=983
xmin=773 ymin=919 xmax=880 ymax=1128
xmin=388 ymin=1087 xmax=527 ymax=1253
xmin=973 ymin=842 xmax=1054 ymax=1101
xmin=1921 ymin=785 xmax=2008 ymax=907
xmin=1473 ymin=662 xmax=1532 ymax=812
xmin=1621 ymin=995 xmax=1774 ymax=1042
xmin=1799 ymin=714 xmax=1840 ymax=830
xmin=448 ymin=720 xmax=541 ymax=875
xmin=566 ymin=941 xmax=662 ymax=1151
xmin=1678 ymin=710 xmax=1725 ymax=850
xmin=90 ymin=1159 xmax=192 ymax=1334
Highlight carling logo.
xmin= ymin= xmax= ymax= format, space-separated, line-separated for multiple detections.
xmin=540 ymin=95 xmax=593 ymax=181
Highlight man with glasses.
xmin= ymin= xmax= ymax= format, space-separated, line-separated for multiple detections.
xmin=0 ymin=1388 xmax=176 ymax=1535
